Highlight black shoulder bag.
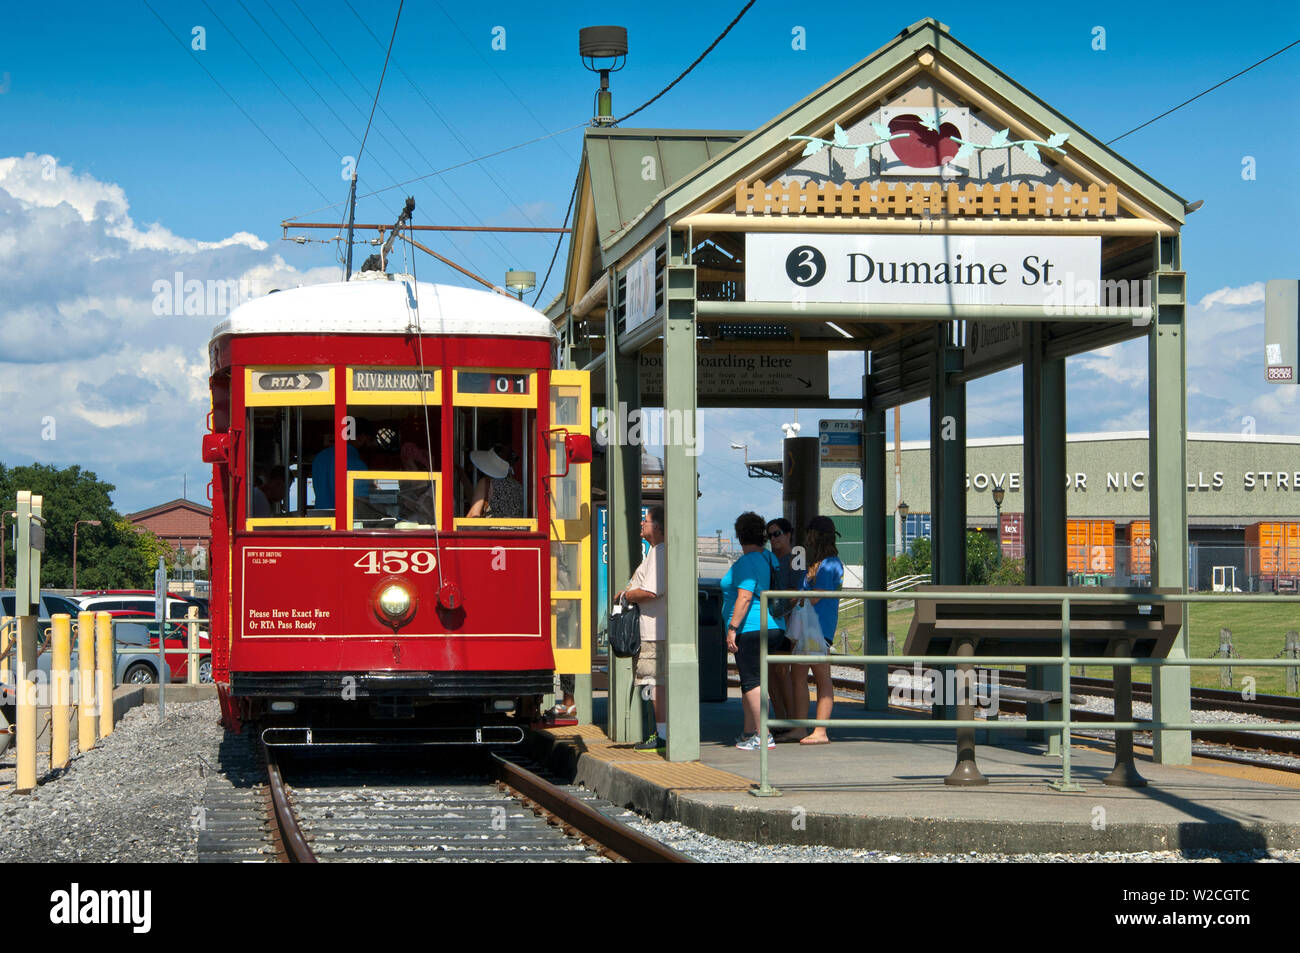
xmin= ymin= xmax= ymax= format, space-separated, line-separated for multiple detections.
xmin=764 ymin=551 xmax=793 ymax=620
xmin=609 ymin=596 xmax=642 ymax=658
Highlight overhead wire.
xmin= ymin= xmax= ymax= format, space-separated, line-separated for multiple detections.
xmin=430 ymin=0 xmax=579 ymax=165
xmin=533 ymin=0 xmax=758 ymax=307
xmin=342 ymin=0 xmax=554 ymax=237
xmin=531 ymin=176 xmax=578 ymax=307
xmin=284 ymin=0 xmax=517 ymax=274
xmin=284 ymin=122 xmax=587 ymax=220
xmin=615 ymin=0 xmax=757 ymax=125
xmin=354 ymin=0 xmax=403 ymax=169
xmin=138 ymin=0 xmax=332 ymax=203
xmin=198 ymin=0 xmax=345 ymax=161
xmin=1107 ymin=38 xmax=1300 ymax=145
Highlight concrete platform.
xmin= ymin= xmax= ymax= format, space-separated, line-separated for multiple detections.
xmin=530 ymin=693 xmax=1300 ymax=853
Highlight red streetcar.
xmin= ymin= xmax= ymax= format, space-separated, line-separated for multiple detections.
xmin=202 ymin=275 xmax=592 ymax=744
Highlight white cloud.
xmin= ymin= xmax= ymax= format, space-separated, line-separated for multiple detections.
xmin=1197 ymin=282 xmax=1265 ymax=310
xmin=0 ymin=153 xmax=267 ymax=255
xmin=0 ymin=155 xmax=336 ymax=511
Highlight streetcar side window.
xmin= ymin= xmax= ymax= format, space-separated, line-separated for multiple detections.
xmin=246 ymin=405 xmax=334 ymax=528
xmin=342 ymin=405 xmax=442 ymax=531
xmin=453 ymin=407 xmax=535 ymax=528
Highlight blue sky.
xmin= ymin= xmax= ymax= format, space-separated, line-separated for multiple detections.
xmin=1 ymin=0 xmax=1298 ymax=534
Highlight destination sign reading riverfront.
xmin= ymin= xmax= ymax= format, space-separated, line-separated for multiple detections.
xmin=353 ymin=368 xmax=438 ymax=392
xmin=746 ymin=235 xmax=1100 ymax=307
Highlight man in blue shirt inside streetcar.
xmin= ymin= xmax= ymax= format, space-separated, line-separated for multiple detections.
xmin=311 ymin=420 xmax=373 ymax=510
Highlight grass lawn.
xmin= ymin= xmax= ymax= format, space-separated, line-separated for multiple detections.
xmin=828 ymin=597 xmax=1300 ymax=697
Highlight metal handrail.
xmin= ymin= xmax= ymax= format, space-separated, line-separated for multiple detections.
xmin=755 ymin=588 xmax=1300 ymax=796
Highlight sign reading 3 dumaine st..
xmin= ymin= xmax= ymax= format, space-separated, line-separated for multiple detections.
xmin=745 ymin=234 xmax=1100 ymax=307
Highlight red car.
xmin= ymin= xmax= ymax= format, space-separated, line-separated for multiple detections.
xmin=106 ymin=611 xmax=212 ymax=683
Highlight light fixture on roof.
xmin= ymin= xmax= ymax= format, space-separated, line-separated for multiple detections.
xmin=505 ymin=269 xmax=535 ymax=301
xmin=579 ymin=26 xmax=627 ymax=126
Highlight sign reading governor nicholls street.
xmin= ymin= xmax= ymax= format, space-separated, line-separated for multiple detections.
xmin=746 ymin=234 xmax=1101 ymax=307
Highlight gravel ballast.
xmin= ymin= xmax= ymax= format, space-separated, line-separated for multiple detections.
xmin=0 ymin=699 xmax=223 ymax=863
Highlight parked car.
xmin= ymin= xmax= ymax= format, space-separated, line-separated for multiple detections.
xmin=78 ymin=590 xmax=204 ymax=622
xmin=1 ymin=591 xmax=88 ymax=645
xmin=107 ymin=613 xmax=212 ymax=683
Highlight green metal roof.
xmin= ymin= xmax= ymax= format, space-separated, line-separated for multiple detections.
xmin=583 ymin=128 xmax=745 ymax=250
xmin=599 ymin=18 xmax=1190 ymax=265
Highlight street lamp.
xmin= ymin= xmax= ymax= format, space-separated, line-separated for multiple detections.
xmin=504 ymin=269 xmax=535 ymax=302
xmin=0 ymin=510 xmax=15 ymax=588
xmin=896 ymin=500 xmax=910 ymax=555
xmin=72 ymin=520 xmax=102 ymax=592
xmin=991 ymin=483 xmax=1006 ymax=563
xmin=729 ymin=442 xmax=749 ymax=467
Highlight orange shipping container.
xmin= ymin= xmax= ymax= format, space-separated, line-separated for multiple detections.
xmin=1067 ymin=519 xmax=1114 ymax=574
xmin=1246 ymin=522 xmax=1300 ymax=576
xmin=1127 ymin=520 xmax=1152 ymax=575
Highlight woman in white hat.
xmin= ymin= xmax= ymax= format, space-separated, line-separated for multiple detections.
xmin=466 ymin=443 xmax=524 ymax=518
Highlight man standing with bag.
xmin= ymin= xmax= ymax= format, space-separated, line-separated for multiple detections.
xmin=614 ymin=505 xmax=667 ymax=751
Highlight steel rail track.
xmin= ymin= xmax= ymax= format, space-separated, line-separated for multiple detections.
xmin=260 ymin=743 xmax=691 ymax=863
xmin=490 ymin=753 xmax=693 ymax=863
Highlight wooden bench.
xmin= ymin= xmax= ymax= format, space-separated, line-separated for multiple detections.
xmin=904 ymin=585 xmax=1182 ymax=787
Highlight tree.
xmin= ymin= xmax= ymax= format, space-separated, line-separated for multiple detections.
xmin=0 ymin=462 xmax=172 ymax=589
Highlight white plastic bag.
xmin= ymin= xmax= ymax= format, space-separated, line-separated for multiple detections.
xmin=791 ymin=602 xmax=827 ymax=656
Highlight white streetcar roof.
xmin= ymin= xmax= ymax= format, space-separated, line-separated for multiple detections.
xmin=211 ymin=275 xmax=556 ymax=342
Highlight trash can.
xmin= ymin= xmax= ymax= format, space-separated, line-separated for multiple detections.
xmin=697 ymin=579 xmax=727 ymax=702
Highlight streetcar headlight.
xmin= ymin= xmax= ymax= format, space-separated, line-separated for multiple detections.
xmin=378 ymin=584 xmax=412 ymax=621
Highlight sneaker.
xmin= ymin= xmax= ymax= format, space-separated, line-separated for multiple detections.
xmin=633 ymin=733 xmax=666 ymax=751
xmin=735 ymin=733 xmax=776 ymax=750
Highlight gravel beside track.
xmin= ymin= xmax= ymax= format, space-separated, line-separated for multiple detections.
xmin=0 ymin=699 xmax=223 ymax=862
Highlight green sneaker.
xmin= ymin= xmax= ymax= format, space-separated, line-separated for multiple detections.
xmin=633 ymin=733 xmax=666 ymax=751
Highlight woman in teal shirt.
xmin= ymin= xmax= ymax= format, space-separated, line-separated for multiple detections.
xmin=721 ymin=511 xmax=787 ymax=750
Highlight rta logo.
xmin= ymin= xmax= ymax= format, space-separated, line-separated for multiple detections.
xmin=785 ymin=245 xmax=826 ymax=286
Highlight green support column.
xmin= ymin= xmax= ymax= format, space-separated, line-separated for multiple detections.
xmin=863 ymin=365 xmax=889 ymax=709
xmin=929 ymin=326 xmax=966 ymax=722
xmin=663 ymin=230 xmax=700 ymax=762
xmin=1023 ymin=322 xmax=1067 ymax=750
xmin=1148 ymin=235 xmax=1191 ymax=765
xmin=604 ymin=268 xmax=642 ymax=744
xmin=930 ymin=326 xmax=967 ymax=584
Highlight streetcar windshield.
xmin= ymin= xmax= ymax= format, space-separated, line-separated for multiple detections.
xmin=241 ymin=364 xmax=541 ymax=533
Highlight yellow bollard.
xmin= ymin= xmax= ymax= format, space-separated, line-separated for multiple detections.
xmin=77 ymin=612 xmax=96 ymax=754
xmin=1 ymin=614 xmax=11 ymax=683
xmin=96 ymin=612 xmax=114 ymax=739
xmin=187 ymin=604 xmax=200 ymax=686
xmin=51 ymin=614 xmax=71 ymax=772
xmin=16 ymin=614 xmax=37 ymax=793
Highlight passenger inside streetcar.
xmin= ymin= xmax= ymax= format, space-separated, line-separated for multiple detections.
xmin=311 ymin=417 xmax=373 ymax=510
xmin=343 ymin=405 xmax=441 ymax=530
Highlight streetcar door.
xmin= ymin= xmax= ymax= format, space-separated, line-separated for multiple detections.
xmin=548 ymin=370 xmax=591 ymax=675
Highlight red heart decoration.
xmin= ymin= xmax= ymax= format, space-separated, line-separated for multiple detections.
xmin=888 ymin=114 xmax=961 ymax=169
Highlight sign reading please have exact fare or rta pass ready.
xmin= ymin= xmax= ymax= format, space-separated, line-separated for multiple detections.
xmin=745 ymin=234 xmax=1101 ymax=306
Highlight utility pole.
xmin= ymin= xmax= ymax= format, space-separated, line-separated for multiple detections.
xmin=344 ymin=172 xmax=358 ymax=281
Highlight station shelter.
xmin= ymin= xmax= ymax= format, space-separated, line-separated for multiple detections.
xmin=547 ymin=18 xmax=1194 ymax=764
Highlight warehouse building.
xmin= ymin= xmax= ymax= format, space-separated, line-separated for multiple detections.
xmin=815 ymin=428 xmax=1300 ymax=591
